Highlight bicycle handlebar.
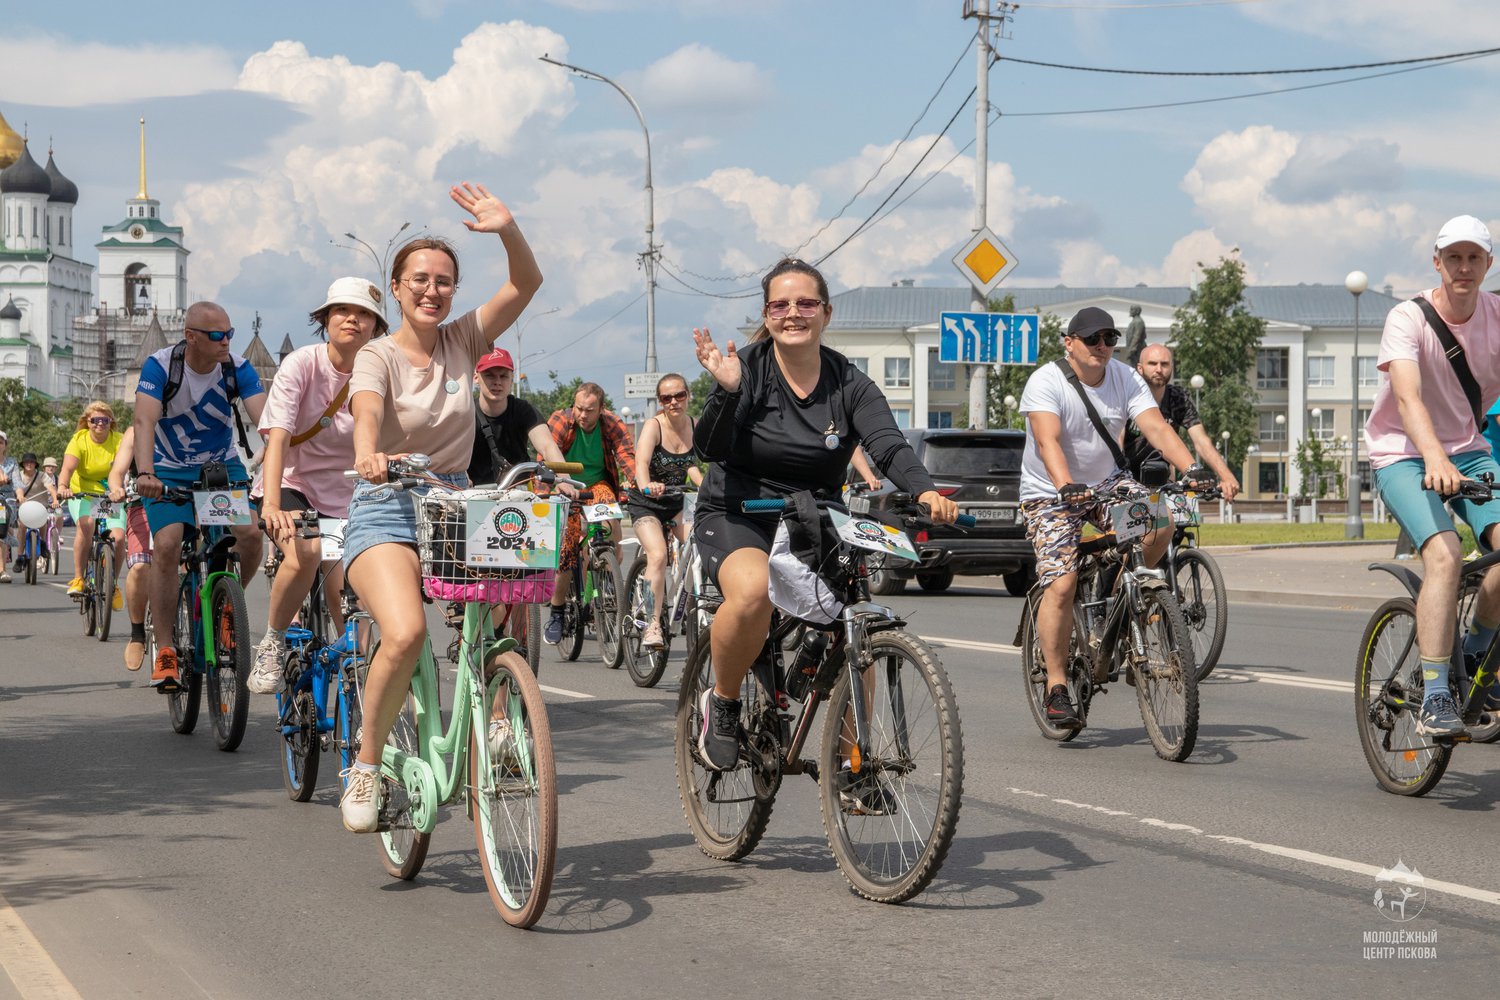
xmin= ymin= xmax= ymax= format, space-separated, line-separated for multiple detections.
xmin=741 ymin=495 xmax=977 ymax=529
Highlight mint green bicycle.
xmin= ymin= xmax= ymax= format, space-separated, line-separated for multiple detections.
xmin=359 ymin=457 xmax=564 ymax=928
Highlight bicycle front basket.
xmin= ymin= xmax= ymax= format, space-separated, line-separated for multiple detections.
xmin=415 ymin=491 xmax=564 ymax=604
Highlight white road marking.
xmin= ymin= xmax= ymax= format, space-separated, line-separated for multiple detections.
xmin=1005 ymin=786 xmax=1500 ymax=907
xmin=540 ymin=683 xmax=595 ymax=700
xmin=929 ymin=635 xmax=1020 ymax=654
xmin=0 ymin=887 xmax=83 ymax=998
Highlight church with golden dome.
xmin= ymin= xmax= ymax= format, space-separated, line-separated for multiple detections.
xmin=0 ymin=108 xmax=93 ymax=397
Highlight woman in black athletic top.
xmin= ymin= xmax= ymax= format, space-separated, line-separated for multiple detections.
xmin=689 ymin=257 xmax=958 ymax=770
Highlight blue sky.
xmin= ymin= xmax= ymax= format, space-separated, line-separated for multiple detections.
xmin=4 ymin=0 xmax=1498 ymax=395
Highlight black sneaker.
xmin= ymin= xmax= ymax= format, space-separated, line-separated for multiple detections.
xmin=1044 ymin=684 xmax=1081 ymax=728
xmin=543 ymin=610 xmax=564 ymax=646
xmin=697 ymin=689 xmax=742 ymax=770
xmin=1485 ymin=683 xmax=1500 ymax=713
xmin=1416 ymin=691 xmax=1465 ymax=738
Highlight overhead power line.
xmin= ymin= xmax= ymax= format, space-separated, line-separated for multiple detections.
xmin=1020 ymin=0 xmax=1269 ymax=8
xmin=1000 ymin=45 xmax=1500 ymax=77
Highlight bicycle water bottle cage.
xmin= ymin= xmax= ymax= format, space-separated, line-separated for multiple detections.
xmin=201 ymin=461 xmax=229 ymax=489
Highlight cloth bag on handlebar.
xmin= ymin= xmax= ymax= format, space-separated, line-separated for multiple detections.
xmin=767 ymin=490 xmax=844 ymax=626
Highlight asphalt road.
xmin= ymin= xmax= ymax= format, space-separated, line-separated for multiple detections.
xmin=2 ymin=565 xmax=1496 ymax=999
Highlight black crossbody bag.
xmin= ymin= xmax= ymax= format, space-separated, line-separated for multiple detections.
xmin=1412 ymin=296 xmax=1487 ymax=432
xmin=1054 ymin=358 xmax=1128 ymax=472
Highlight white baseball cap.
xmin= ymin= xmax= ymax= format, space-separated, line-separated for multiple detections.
xmin=1434 ymin=215 xmax=1493 ymax=254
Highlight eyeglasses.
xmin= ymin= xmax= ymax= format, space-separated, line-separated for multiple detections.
xmin=401 ymin=276 xmax=458 ymax=297
xmin=658 ymin=390 xmax=689 ymax=404
xmin=765 ymin=297 xmax=825 ymax=320
xmin=187 ymin=326 xmax=235 ymax=342
xmin=88 ymin=417 xmax=115 ymax=427
xmin=1074 ymin=331 xmax=1120 ymax=348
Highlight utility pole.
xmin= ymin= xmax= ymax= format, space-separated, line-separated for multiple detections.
xmin=961 ymin=1 xmax=1015 ymax=428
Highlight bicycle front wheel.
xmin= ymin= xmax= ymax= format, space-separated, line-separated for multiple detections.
xmin=561 ymin=594 xmax=584 ymax=662
xmin=206 ymin=577 xmax=251 ymax=752
xmin=367 ymin=640 xmax=431 ymax=880
xmin=820 ymin=629 xmax=964 ymax=903
xmin=1131 ymin=589 xmax=1199 ymax=762
xmin=623 ymin=559 xmax=668 ymax=688
xmin=1355 ymin=597 xmax=1451 ymax=795
xmin=674 ymin=625 xmax=773 ymax=861
xmin=594 ymin=550 xmax=624 ymax=668
xmin=1173 ymin=548 xmax=1227 ymax=681
xmin=169 ymin=576 xmax=202 ymax=735
xmin=24 ymin=535 xmax=37 ymax=585
xmin=471 ymin=654 xmax=557 ymax=928
xmin=280 ymin=650 xmax=320 ymax=802
xmin=95 ymin=545 xmax=115 ymax=642
xmin=81 ymin=550 xmax=99 ymax=637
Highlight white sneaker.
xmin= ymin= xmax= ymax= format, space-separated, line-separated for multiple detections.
xmin=339 ymin=766 xmax=381 ymax=833
xmin=247 ymin=632 xmax=287 ymax=694
xmin=641 ymin=619 xmax=665 ymax=650
xmin=488 ymin=716 xmax=520 ymax=772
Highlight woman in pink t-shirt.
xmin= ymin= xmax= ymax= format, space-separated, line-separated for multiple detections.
xmin=338 ymin=183 xmax=542 ymax=835
xmin=246 ymin=276 xmax=386 ymax=697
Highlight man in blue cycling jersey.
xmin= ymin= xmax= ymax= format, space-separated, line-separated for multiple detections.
xmin=133 ymin=301 xmax=267 ymax=689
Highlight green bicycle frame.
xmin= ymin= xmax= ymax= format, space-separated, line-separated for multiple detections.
xmin=380 ymin=600 xmax=524 ymax=833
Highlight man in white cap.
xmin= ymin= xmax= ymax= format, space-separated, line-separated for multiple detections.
xmin=1366 ymin=215 xmax=1500 ymax=737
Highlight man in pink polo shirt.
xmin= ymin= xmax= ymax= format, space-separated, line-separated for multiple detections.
xmin=1367 ymin=215 xmax=1500 ymax=737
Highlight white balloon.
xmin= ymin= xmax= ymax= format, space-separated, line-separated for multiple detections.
xmin=18 ymin=499 xmax=49 ymax=530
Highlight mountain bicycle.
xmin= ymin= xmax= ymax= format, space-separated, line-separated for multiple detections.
xmin=1161 ymin=485 xmax=1228 ymax=681
xmin=348 ymin=456 xmax=562 ymax=927
xmin=1017 ymin=481 xmax=1200 ymax=762
xmin=620 ymin=487 xmax=708 ymax=688
xmin=1355 ymin=476 xmax=1500 ymax=795
xmin=265 ymin=512 xmax=371 ymax=802
xmin=71 ymin=492 xmax=120 ymax=641
xmin=675 ymin=492 xmax=972 ymax=903
xmin=553 ymin=493 xmax=624 ymax=668
xmin=155 ymin=468 xmax=253 ymax=752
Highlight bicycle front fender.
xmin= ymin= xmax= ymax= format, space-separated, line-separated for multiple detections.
xmin=197 ymin=570 xmax=242 ymax=665
xmin=1368 ymin=562 xmax=1422 ymax=600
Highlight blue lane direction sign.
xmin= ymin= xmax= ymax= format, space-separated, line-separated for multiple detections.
xmin=938 ymin=312 xmax=1039 ymax=366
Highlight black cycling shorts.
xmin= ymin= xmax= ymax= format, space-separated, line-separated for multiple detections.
xmin=693 ymin=505 xmax=777 ymax=588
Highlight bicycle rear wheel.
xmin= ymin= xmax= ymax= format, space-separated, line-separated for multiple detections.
xmin=1355 ymin=597 xmax=1451 ymax=795
xmin=674 ymin=626 xmax=773 ymax=861
xmin=820 ymin=629 xmax=964 ymax=903
xmin=1020 ymin=589 xmax=1083 ymax=741
xmin=594 ymin=550 xmax=624 ymax=668
xmin=206 ymin=577 xmax=251 ymax=752
xmin=95 ymin=545 xmax=115 ymax=642
xmin=1132 ymin=589 xmax=1199 ymax=762
xmin=471 ymin=654 xmax=557 ymax=928
xmin=1173 ymin=548 xmax=1227 ymax=681
xmin=169 ymin=577 xmax=202 ymax=735
xmin=623 ymin=559 xmax=668 ymax=688
xmin=279 ymin=650 xmax=320 ymax=802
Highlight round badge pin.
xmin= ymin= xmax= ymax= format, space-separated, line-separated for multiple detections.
xmin=825 ymin=433 xmax=840 ymax=450
xmin=319 ymin=416 xmax=332 ymax=429
xmin=445 ymin=379 xmax=460 ymax=395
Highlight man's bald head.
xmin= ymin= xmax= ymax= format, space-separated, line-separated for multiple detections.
xmin=1137 ymin=343 xmax=1175 ymax=389
xmin=184 ymin=301 xmax=230 ymax=332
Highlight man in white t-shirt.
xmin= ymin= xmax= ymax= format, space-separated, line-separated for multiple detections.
xmin=1366 ymin=215 xmax=1500 ymax=738
xmin=1020 ymin=306 xmax=1209 ymax=729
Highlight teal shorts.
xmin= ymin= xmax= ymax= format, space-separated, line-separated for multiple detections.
xmin=1373 ymin=450 xmax=1500 ymax=552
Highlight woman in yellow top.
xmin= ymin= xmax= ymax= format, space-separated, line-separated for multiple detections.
xmin=58 ymin=401 xmax=126 ymax=605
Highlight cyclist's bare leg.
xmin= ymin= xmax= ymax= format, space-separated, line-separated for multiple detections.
xmin=635 ymin=514 xmax=669 ymax=620
xmin=109 ymin=528 xmax=126 ymax=586
xmin=1416 ymin=530 xmax=1463 ymax=660
xmin=148 ymin=523 xmax=186 ymax=649
xmin=321 ymin=559 xmax=347 ymax=633
xmin=710 ymin=547 xmax=773 ymax=701
xmin=1141 ymin=525 xmax=1170 ymax=569
xmin=229 ymin=522 xmax=263 ymax=588
xmin=347 ymin=542 xmax=427 ymax=767
xmin=72 ymin=515 xmax=93 ymax=583
xmin=1469 ymin=524 xmax=1500 ymax=636
xmin=266 ymin=532 xmax=321 ymax=632
xmin=126 ymin=561 xmax=150 ymax=624
xmin=1037 ymin=570 xmax=1079 ymax=689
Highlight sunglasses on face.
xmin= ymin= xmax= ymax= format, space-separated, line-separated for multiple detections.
xmin=1073 ymin=331 xmax=1120 ymax=348
xmin=88 ymin=417 xmax=115 ymax=427
xmin=658 ymin=390 xmax=688 ymax=404
xmin=765 ymin=297 xmax=825 ymax=320
xmin=188 ymin=326 xmax=235 ymax=342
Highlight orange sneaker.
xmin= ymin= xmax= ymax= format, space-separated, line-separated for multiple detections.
xmin=150 ymin=648 xmax=181 ymax=690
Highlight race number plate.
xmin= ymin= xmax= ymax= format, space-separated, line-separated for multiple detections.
xmin=1166 ymin=492 xmax=1200 ymax=526
xmin=193 ymin=489 xmax=253 ymax=527
xmin=828 ymin=508 xmax=920 ymax=563
xmin=318 ymin=518 xmax=346 ymax=561
xmin=1106 ymin=496 xmax=1169 ymax=542
xmin=680 ymin=490 xmax=697 ymax=526
xmin=465 ymin=497 xmax=564 ymax=569
xmin=583 ymin=501 xmax=623 ymax=523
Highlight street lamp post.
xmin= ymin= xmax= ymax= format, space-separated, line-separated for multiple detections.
xmin=540 ymin=54 xmax=658 ymax=375
xmin=1345 ymin=269 xmax=1368 ymax=538
xmin=1189 ymin=373 xmax=1205 ymax=411
xmin=70 ymin=369 xmax=126 ymax=401
xmin=1003 ymin=393 xmax=1017 ymax=430
xmin=514 ymin=307 xmax=559 ymax=375
xmin=332 ymin=222 xmax=412 ymax=322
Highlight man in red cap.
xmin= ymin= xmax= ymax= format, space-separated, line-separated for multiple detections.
xmin=470 ymin=347 xmax=569 ymax=482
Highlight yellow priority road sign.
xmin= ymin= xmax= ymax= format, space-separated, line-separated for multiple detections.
xmin=952 ymin=228 xmax=1018 ymax=296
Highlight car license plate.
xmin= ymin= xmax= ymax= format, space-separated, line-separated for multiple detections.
xmin=966 ymin=507 xmax=1015 ymax=522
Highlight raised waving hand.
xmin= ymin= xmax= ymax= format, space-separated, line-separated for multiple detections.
xmin=693 ymin=327 xmax=740 ymax=393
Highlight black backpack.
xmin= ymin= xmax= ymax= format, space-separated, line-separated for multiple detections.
xmin=160 ymin=340 xmax=252 ymax=455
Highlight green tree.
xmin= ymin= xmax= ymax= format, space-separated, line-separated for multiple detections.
xmin=984 ymin=294 xmax=1065 ymax=430
xmin=0 ymin=379 xmax=100 ymax=462
xmin=1168 ymin=253 xmax=1265 ymax=472
xmin=517 ymin=372 xmax=615 ymax=418
xmin=1293 ymin=434 xmax=1343 ymax=500
xmin=687 ymin=370 xmax=716 ymax=419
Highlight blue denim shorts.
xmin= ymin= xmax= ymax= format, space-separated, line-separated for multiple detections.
xmin=342 ymin=472 xmax=469 ymax=570
xmin=1374 ymin=450 xmax=1500 ymax=552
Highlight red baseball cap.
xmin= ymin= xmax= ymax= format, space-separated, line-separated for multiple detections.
xmin=476 ymin=348 xmax=515 ymax=374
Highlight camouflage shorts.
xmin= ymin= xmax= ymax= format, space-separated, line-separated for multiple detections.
xmin=1019 ymin=472 xmax=1137 ymax=588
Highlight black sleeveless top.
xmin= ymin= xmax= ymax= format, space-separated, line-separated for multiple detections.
xmin=648 ymin=419 xmax=697 ymax=487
